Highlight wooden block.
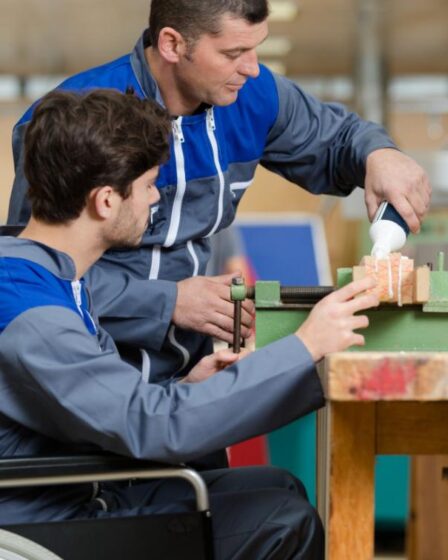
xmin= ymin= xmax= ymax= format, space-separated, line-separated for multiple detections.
xmin=414 ymin=265 xmax=430 ymax=303
xmin=359 ymin=253 xmax=414 ymax=305
xmin=408 ymin=455 xmax=448 ymax=560
xmin=353 ymin=265 xmax=366 ymax=282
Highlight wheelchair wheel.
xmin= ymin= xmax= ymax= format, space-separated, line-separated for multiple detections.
xmin=0 ymin=530 xmax=62 ymax=560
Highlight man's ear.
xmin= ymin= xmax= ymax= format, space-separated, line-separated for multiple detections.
xmin=157 ymin=27 xmax=188 ymax=63
xmin=89 ymin=186 xmax=118 ymax=220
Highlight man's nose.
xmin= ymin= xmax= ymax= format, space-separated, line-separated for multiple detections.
xmin=238 ymin=50 xmax=260 ymax=78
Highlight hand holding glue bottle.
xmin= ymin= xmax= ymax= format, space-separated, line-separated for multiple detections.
xmin=369 ymin=202 xmax=410 ymax=259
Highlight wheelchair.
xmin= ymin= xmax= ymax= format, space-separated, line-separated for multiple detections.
xmin=0 ymin=454 xmax=214 ymax=560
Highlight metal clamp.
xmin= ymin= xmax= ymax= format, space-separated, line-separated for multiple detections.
xmin=230 ymin=277 xmax=247 ymax=353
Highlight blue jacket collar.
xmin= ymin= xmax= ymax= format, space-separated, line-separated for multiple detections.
xmin=0 ymin=237 xmax=77 ymax=281
xmin=131 ymin=29 xmax=165 ymax=107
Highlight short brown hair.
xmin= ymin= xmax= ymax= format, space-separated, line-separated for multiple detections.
xmin=149 ymin=0 xmax=269 ymax=48
xmin=25 ymin=89 xmax=171 ymax=224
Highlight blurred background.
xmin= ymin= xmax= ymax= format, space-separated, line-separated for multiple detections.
xmin=0 ymin=2 xmax=447 ymax=557
xmin=1 ymin=0 xmax=448 ymax=275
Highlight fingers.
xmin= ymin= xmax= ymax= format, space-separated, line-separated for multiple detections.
xmin=389 ymin=196 xmax=420 ymax=234
xmin=365 ymin=190 xmax=381 ymax=222
xmin=349 ymin=314 xmax=369 ymax=331
xmin=208 ymin=272 xmax=241 ymax=287
xmin=330 ymin=276 xmax=377 ymax=303
xmin=203 ymin=297 xmax=252 ymax=328
xmin=345 ymin=292 xmax=379 ymax=315
xmin=389 ymin=178 xmax=430 ymax=234
xmin=206 ymin=276 xmax=256 ymax=313
xmin=205 ymin=312 xmax=253 ymax=342
xmin=364 ymin=149 xmax=431 ymax=234
xmin=211 ymin=348 xmax=240 ymax=367
xmin=205 ymin=295 xmax=254 ymax=333
xmin=240 ymin=306 xmax=254 ymax=330
xmin=350 ymin=333 xmax=365 ymax=347
xmin=242 ymin=298 xmax=255 ymax=316
xmin=236 ymin=348 xmax=252 ymax=360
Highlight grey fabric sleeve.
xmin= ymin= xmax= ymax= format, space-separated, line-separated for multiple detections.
xmin=262 ymin=73 xmax=398 ymax=196
xmin=85 ymin=265 xmax=176 ymax=351
xmin=0 ymin=306 xmax=324 ymax=463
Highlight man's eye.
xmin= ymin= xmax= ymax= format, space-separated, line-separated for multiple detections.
xmin=225 ymin=52 xmax=240 ymax=60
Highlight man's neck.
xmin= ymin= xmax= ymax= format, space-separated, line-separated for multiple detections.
xmin=145 ymin=48 xmax=200 ymax=116
xmin=19 ymin=218 xmax=105 ymax=279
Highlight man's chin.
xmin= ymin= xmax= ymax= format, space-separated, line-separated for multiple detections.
xmin=214 ymin=90 xmax=239 ymax=107
xmin=109 ymin=233 xmax=145 ymax=250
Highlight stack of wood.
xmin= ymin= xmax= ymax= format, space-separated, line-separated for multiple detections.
xmin=353 ymin=253 xmax=430 ymax=306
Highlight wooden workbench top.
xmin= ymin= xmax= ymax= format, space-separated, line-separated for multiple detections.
xmin=322 ymin=352 xmax=448 ymax=401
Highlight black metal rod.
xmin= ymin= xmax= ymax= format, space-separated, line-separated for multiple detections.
xmin=245 ymin=285 xmax=334 ymax=304
xmin=233 ymin=300 xmax=242 ymax=353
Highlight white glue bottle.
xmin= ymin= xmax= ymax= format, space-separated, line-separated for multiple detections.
xmin=369 ymin=202 xmax=410 ymax=259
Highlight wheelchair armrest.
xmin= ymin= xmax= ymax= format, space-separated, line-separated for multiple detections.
xmin=0 ymin=454 xmax=209 ymax=512
xmin=0 ymin=453 xmax=174 ymax=480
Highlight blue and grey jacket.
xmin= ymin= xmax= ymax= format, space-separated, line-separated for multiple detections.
xmin=0 ymin=236 xmax=323 ymax=523
xmin=7 ymin=29 xmax=397 ymax=383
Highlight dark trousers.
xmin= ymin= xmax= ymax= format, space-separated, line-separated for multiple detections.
xmin=82 ymin=466 xmax=324 ymax=560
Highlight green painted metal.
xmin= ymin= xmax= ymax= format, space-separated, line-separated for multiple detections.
xmin=257 ymin=279 xmax=448 ymax=523
xmin=255 ymin=281 xmax=281 ymax=307
xmin=336 ymin=267 xmax=353 ymax=288
xmin=230 ymin=283 xmax=247 ymax=301
xmin=423 ymin=255 xmax=448 ymax=312
xmin=256 ymin=290 xmax=448 ymax=353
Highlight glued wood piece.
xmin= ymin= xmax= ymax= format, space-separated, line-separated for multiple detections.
xmin=360 ymin=253 xmax=414 ymax=305
xmin=352 ymin=265 xmax=366 ymax=282
xmin=414 ymin=265 xmax=430 ymax=303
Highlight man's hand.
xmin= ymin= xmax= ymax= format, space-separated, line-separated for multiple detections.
xmin=172 ymin=273 xmax=255 ymax=344
xmin=365 ymin=148 xmax=431 ymax=233
xmin=182 ymin=348 xmax=251 ymax=383
xmin=296 ymin=276 xmax=379 ymax=362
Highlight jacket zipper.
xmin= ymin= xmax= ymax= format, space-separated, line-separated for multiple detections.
xmin=205 ymin=108 xmax=225 ymax=237
xmin=164 ymin=118 xmax=186 ymax=248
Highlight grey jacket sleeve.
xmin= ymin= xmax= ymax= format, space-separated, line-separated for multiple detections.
xmin=1 ymin=306 xmax=324 ymax=463
xmin=85 ymin=264 xmax=176 ymax=351
xmin=262 ymin=73 xmax=397 ymax=196
xmin=8 ymin=123 xmax=176 ymax=352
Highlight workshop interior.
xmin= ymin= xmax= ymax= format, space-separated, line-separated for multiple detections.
xmin=0 ymin=1 xmax=448 ymax=559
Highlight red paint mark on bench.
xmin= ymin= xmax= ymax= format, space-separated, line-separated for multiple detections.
xmin=356 ymin=359 xmax=417 ymax=400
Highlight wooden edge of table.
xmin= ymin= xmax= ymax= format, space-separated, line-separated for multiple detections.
xmin=321 ymin=352 xmax=448 ymax=401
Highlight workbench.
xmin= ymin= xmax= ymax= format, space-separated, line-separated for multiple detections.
xmin=317 ymin=352 xmax=448 ymax=560
xmin=239 ymin=278 xmax=448 ymax=558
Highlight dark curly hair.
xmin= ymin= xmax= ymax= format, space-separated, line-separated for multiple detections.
xmin=25 ymin=89 xmax=171 ymax=224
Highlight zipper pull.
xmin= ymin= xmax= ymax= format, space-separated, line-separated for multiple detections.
xmin=206 ymin=108 xmax=216 ymax=131
xmin=72 ymin=280 xmax=82 ymax=307
xmin=172 ymin=118 xmax=185 ymax=143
